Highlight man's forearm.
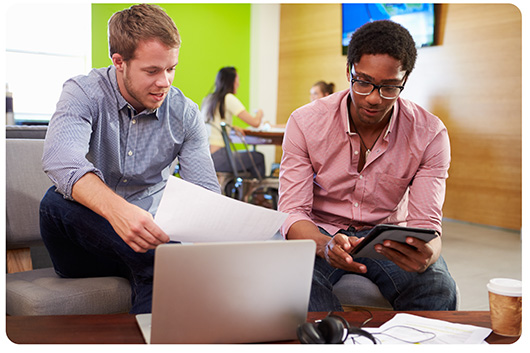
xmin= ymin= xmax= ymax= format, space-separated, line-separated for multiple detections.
xmin=71 ymin=172 xmax=127 ymax=220
xmin=287 ymin=220 xmax=330 ymax=259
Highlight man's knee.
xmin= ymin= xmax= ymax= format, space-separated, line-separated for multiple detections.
xmin=39 ymin=186 xmax=75 ymax=221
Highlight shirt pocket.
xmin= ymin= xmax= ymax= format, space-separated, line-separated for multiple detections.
xmin=371 ymin=173 xmax=412 ymax=213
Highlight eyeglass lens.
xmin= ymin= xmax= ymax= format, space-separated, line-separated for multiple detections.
xmin=352 ymin=81 xmax=401 ymax=99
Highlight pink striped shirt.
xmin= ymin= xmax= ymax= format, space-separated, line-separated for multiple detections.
xmin=278 ymin=89 xmax=450 ymax=237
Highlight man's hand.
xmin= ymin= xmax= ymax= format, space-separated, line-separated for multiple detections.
xmin=322 ymin=233 xmax=367 ymax=273
xmin=72 ymin=172 xmax=170 ymax=253
xmin=106 ymin=202 xmax=169 ymax=253
xmin=286 ymin=220 xmax=371 ymax=273
xmin=373 ymin=235 xmax=442 ymax=273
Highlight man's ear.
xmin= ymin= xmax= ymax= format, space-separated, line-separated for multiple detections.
xmin=112 ymin=53 xmax=125 ymax=71
xmin=345 ymin=63 xmax=351 ymax=82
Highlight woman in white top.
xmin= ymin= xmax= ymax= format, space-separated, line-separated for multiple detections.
xmin=202 ymin=67 xmax=265 ymax=178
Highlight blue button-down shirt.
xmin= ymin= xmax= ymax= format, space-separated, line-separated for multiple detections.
xmin=43 ymin=66 xmax=220 ymax=215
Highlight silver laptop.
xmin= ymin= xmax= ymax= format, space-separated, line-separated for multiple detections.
xmin=136 ymin=240 xmax=315 ymax=344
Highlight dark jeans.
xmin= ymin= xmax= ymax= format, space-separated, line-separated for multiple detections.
xmin=310 ymin=227 xmax=457 ymax=312
xmin=39 ymin=187 xmax=156 ymax=314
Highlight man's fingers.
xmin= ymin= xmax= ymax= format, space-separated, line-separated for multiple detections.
xmin=143 ymin=221 xmax=170 ymax=244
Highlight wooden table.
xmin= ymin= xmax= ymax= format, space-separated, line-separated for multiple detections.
xmin=238 ymin=129 xmax=284 ymax=146
xmin=6 ymin=311 xmax=519 ymax=344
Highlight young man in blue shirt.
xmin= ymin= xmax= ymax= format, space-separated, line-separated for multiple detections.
xmin=40 ymin=4 xmax=220 ymax=314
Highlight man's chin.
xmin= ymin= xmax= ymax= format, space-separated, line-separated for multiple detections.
xmin=142 ymin=100 xmax=164 ymax=112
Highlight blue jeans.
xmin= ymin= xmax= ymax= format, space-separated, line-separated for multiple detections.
xmin=310 ymin=227 xmax=457 ymax=312
xmin=39 ymin=187 xmax=158 ymax=314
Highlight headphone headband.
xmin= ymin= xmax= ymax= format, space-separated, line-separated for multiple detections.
xmin=297 ymin=313 xmax=376 ymax=344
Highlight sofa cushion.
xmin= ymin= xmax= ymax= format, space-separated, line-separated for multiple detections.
xmin=6 ymin=267 xmax=132 ymax=315
xmin=6 ymin=138 xmax=52 ymax=248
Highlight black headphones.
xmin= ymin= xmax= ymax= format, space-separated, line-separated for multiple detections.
xmin=297 ymin=314 xmax=377 ymax=344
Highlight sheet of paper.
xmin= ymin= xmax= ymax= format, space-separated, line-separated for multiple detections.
xmin=345 ymin=313 xmax=492 ymax=344
xmin=154 ymin=176 xmax=288 ymax=242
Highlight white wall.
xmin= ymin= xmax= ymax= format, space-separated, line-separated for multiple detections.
xmin=250 ymin=4 xmax=280 ymax=175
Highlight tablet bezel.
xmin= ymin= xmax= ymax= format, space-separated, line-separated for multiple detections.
xmin=350 ymin=224 xmax=439 ymax=260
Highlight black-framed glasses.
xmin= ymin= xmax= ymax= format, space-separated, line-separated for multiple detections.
xmin=350 ymin=78 xmax=405 ymax=100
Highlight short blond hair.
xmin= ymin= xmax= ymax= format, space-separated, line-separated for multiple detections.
xmin=108 ymin=3 xmax=180 ymax=61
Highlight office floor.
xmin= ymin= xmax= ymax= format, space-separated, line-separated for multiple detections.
xmin=440 ymin=219 xmax=522 ymax=310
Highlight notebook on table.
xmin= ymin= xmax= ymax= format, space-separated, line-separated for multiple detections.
xmin=136 ymin=240 xmax=315 ymax=344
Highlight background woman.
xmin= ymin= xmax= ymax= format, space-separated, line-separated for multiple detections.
xmin=202 ymin=66 xmax=265 ymax=178
xmin=310 ymin=80 xmax=335 ymax=101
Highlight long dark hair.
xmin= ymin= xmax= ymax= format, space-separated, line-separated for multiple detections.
xmin=204 ymin=67 xmax=237 ymax=122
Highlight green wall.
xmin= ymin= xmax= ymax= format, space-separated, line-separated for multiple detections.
xmin=91 ymin=3 xmax=251 ymax=123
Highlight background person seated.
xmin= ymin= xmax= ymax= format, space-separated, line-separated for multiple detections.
xmin=310 ymin=80 xmax=335 ymax=101
xmin=202 ymin=66 xmax=266 ymax=178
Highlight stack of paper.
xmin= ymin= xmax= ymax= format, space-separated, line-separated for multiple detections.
xmin=345 ymin=313 xmax=492 ymax=344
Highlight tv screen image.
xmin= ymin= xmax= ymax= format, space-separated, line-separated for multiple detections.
xmin=342 ymin=3 xmax=435 ymax=54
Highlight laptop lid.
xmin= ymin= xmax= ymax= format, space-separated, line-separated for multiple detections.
xmin=145 ymin=240 xmax=315 ymax=344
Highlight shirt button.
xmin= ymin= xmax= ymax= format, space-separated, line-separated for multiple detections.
xmin=128 ymin=150 xmax=133 ymax=156
xmin=354 ymin=151 xmax=359 ymax=155
xmin=123 ymin=179 xmax=128 ymax=183
xmin=132 ymin=119 xmax=137 ymax=124
xmin=359 ymin=175 xmax=363 ymax=180
xmin=354 ymin=202 xmax=359 ymax=207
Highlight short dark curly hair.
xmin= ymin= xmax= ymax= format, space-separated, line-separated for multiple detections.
xmin=347 ymin=20 xmax=417 ymax=76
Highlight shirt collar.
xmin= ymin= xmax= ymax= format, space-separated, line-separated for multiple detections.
xmin=341 ymin=90 xmax=399 ymax=139
xmin=384 ymin=98 xmax=400 ymax=139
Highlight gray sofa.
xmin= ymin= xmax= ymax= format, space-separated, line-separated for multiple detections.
xmin=6 ymin=126 xmax=131 ymax=315
xmin=5 ymin=126 xmax=393 ymax=316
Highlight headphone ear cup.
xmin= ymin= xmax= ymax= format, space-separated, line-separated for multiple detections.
xmin=317 ymin=316 xmax=348 ymax=344
xmin=297 ymin=322 xmax=326 ymax=344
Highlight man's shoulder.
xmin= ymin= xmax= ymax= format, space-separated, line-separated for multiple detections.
xmin=69 ymin=67 xmax=111 ymax=84
xmin=167 ymin=86 xmax=197 ymax=106
xmin=164 ymin=86 xmax=200 ymax=118
xmin=397 ymin=97 xmax=445 ymax=131
xmin=66 ymin=66 xmax=115 ymax=97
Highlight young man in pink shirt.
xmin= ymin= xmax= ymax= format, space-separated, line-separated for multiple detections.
xmin=278 ymin=20 xmax=457 ymax=311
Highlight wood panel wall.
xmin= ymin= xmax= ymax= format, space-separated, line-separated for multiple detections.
xmin=276 ymin=4 xmax=522 ymax=230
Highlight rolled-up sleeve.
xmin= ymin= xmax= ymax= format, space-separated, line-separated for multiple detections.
xmin=42 ymin=79 xmax=104 ymax=200
xmin=406 ymin=126 xmax=451 ymax=234
xmin=178 ymin=101 xmax=221 ymax=194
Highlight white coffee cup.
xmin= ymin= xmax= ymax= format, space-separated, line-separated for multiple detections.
xmin=487 ymin=278 xmax=522 ymax=337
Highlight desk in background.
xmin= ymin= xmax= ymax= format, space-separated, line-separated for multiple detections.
xmin=230 ymin=128 xmax=285 ymax=147
xmin=6 ymin=311 xmax=519 ymax=344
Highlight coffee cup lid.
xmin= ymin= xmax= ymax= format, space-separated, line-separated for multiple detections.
xmin=487 ymin=278 xmax=522 ymax=297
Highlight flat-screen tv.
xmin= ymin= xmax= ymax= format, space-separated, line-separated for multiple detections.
xmin=342 ymin=3 xmax=436 ymax=55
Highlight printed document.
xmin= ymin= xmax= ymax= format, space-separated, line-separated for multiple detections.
xmin=154 ymin=176 xmax=287 ymax=242
xmin=345 ymin=313 xmax=492 ymax=344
